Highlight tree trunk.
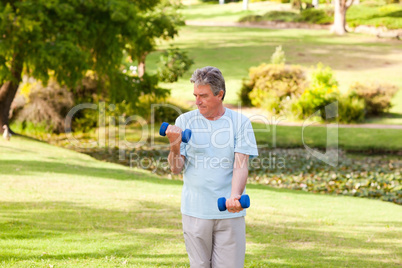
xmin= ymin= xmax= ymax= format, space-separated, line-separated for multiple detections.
xmin=0 ymin=56 xmax=23 ymax=134
xmin=332 ymin=1 xmax=346 ymax=35
xmin=243 ymin=0 xmax=249 ymax=11
xmin=331 ymin=0 xmax=354 ymax=35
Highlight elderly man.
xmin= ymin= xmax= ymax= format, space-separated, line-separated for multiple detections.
xmin=166 ymin=66 xmax=258 ymax=268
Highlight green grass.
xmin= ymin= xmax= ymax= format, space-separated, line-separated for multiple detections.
xmin=182 ymin=1 xmax=402 ymax=29
xmin=253 ymin=123 xmax=402 ymax=151
xmin=180 ymin=1 xmax=290 ymax=22
xmin=13 ymin=121 xmax=401 ymax=153
xmin=146 ymin=26 xmax=402 ymax=117
xmin=1 ymin=137 xmax=401 ymax=267
xmin=348 ymin=4 xmax=402 ymax=30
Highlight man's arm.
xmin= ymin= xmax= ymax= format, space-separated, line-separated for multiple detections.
xmin=166 ymin=125 xmax=185 ymax=174
xmin=226 ymin=153 xmax=249 ymax=213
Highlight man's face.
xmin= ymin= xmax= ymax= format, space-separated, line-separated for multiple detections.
xmin=193 ymin=84 xmax=223 ymax=119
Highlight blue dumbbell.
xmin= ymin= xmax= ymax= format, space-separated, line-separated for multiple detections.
xmin=217 ymin=194 xmax=250 ymax=212
xmin=159 ymin=122 xmax=192 ymax=143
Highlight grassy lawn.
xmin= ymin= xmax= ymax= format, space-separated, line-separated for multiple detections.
xmin=146 ymin=25 xmax=402 ymax=120
xmin=180 ymin=1 xmax=291 ymax=22
xmin=13 ymin=121 xmax=401 ymax=152
xmin=0 ymin=137 xmax=401 ymax=267
xmin=253 ymin=123 xmax=402 ymax=152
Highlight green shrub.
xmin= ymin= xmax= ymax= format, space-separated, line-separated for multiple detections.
xmin=238 ymin=78 xmax=254 ymax=107
xmin=12 ymin=79 xmax=74 ymax=133
xmin=337 ymin=95 xmax=366 ymax=123
xmin=292 ymin=63 xmax=339 ymax=120
xmin=157 ymin=46 xmax=194 ymax=83
xmin=262 ymin=11 xmax=300 ymax=22
xmin=238 ymin=15 xmax=263 ymax=23
xmin=349 ymin=81 xmax=399 ymax=115
xmin=310 ymin=62 xmax=338 ymax=89
xmin=246 ymin=63 xmax=306 ymax=113
xmin=348 ymin=4 xmax=402 ymax=29
xmin=271 ymin=45 xmax=286 ymax=65
xmin=297 ymin=8 xmax=333 ymax=24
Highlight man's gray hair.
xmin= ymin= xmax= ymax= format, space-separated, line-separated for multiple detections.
xmin=190 ymin=66 xmax=226 ymax=100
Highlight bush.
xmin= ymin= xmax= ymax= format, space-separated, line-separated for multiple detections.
xmin=12 ymin=79 xmax=74 ymax=133
xmin=338 ymin=95 xmax=366 ymax=123
xmin=238 ymin=78 xmax=254 ymax=107
xmin=246 ymin=63 xmax=307 ymax=113
xmin=292 ymin=63 xmax=339 ymax=120
xmin=348 ymin=4 xmax=402 ymax=29
xmin=262 ymin=11 xmax=300 ymax=22
xmin=271 ymin=45 xmax=286 ymax=65
xmin=297 ymin=8 xmax=333 ymax=24
xmin=238 ymin=15 xmax=263 ymax=23
xmin=349 ymin=81 xmax=399 ymax=115
xmin=157 ymin=46 xmax=194 ymax=83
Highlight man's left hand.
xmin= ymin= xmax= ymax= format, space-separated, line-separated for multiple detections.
xmin=226 ymin=195 xmax=243 ymax=213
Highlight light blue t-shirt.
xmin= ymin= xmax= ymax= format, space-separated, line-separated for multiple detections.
xmin=175 ymin=108 xmax=259 ymax=219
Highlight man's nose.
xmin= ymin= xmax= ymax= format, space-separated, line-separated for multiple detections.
xmin=195 ymin=97 xmax=202 ymax=105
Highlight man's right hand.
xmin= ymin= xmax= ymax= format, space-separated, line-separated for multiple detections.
xmin=166 ymin=125 xmax=182 ymax=147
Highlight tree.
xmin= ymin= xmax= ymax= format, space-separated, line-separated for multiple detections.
xmin=126 ymin=0 xmax=184 ymax=78
xmin=332 ymin=0 xmax=355 ymax=35
xmin=0 ymin=0 xmax=161 ymax=133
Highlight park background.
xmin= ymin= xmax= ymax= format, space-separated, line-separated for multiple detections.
xmin=0 ymin=0 xmax=401 ymax=267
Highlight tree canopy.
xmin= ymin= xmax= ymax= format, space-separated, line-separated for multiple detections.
xmin=0 ymin=0 xmax=179 ymax=130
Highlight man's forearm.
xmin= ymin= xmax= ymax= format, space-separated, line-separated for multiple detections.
xmin=231 ymin=167 xmax=248 ymax=197
xmin=231 ymin=153 xmax=250 ymax=197
xmin=168 ymin=145 xmax=184 ymax=174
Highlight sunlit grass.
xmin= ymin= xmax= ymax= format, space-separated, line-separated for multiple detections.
xmin=0 ymin=137 xmax=401 ymax=267
xmin=146 ymin=25 xmax=402 ymax=122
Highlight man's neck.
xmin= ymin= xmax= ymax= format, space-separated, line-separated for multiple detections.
xmin=204 ymin=106 xmax=226 ymax=121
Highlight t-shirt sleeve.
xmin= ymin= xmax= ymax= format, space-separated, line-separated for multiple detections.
xmin=174 ymin=115 xmax=187 ymax=158
xmin=234 ymin=117 xmax=259 ymax=158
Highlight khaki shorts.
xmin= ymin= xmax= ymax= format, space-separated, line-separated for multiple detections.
xmin=182 ymin=214 xmax=246 ymax=268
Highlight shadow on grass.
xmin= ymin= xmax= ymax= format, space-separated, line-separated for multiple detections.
xmin=179 ymin=26 xmax=402 ymax=72
xmin=1 ymin=199 xmax=400 ymax=267
xmin=245 ymin=215 xmax=402 ymax=267
xmin=0 ymin=200 xmax=188 ymax=266
xmin=0 ymin=160 xmax=183 ymax=187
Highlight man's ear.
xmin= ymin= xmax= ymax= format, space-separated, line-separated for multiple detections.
xmin=218 ymin=90 xmax=224 ymax=100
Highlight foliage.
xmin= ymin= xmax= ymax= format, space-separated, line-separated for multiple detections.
xmin=310 ymin=62 xmax=339 ymax=89
xmin=348 ymin=3 xmax=402 ymax=29
xmin=271 ymin=45 xmax=286 ymax=65
xmin=0 ymin=0 xmax=184 ymax=131
xmin=349 ymin=81 xmax=399 ymax=116
xmin=71 ymin=74 xmax=171 ymax=132
xmin=238 ymin=78 xmax=254 ymax=107
xmin=238 ymin=14 xmax=263 ymax=23
xmin=12 ymin=79 xmax=74 ymax=133
xmin=337 ymin=94 xmax=366 ymax=123
xmin=292 ymin=63 xmax=339 ymax=121
xmin=248 ymin=149 xmax=402 ymax=205
xmin=157 ymin=46 xmax=194 ymax=83
xmin=297 ymin=8 xmax=333 ymax=25
xmin=246 ymin=63 xmax=306 ymax=113
xmin=262 ymin=11 xmax=300 ymax=22
xmin=87 ymin=146 xmax=402 ymax=205
xmin=0 ymin=0 xmax=158 ymax=86
xmin=125 ymin=0 xmax=185 ymax=74
xmin=237 ymin=3 xmax=402 ymax=29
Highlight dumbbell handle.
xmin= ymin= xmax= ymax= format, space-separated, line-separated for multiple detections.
xmin=217 ymin=194 xmax=250 ymax=212
xmin=159 ymin=122 xmax=192 ymax=143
